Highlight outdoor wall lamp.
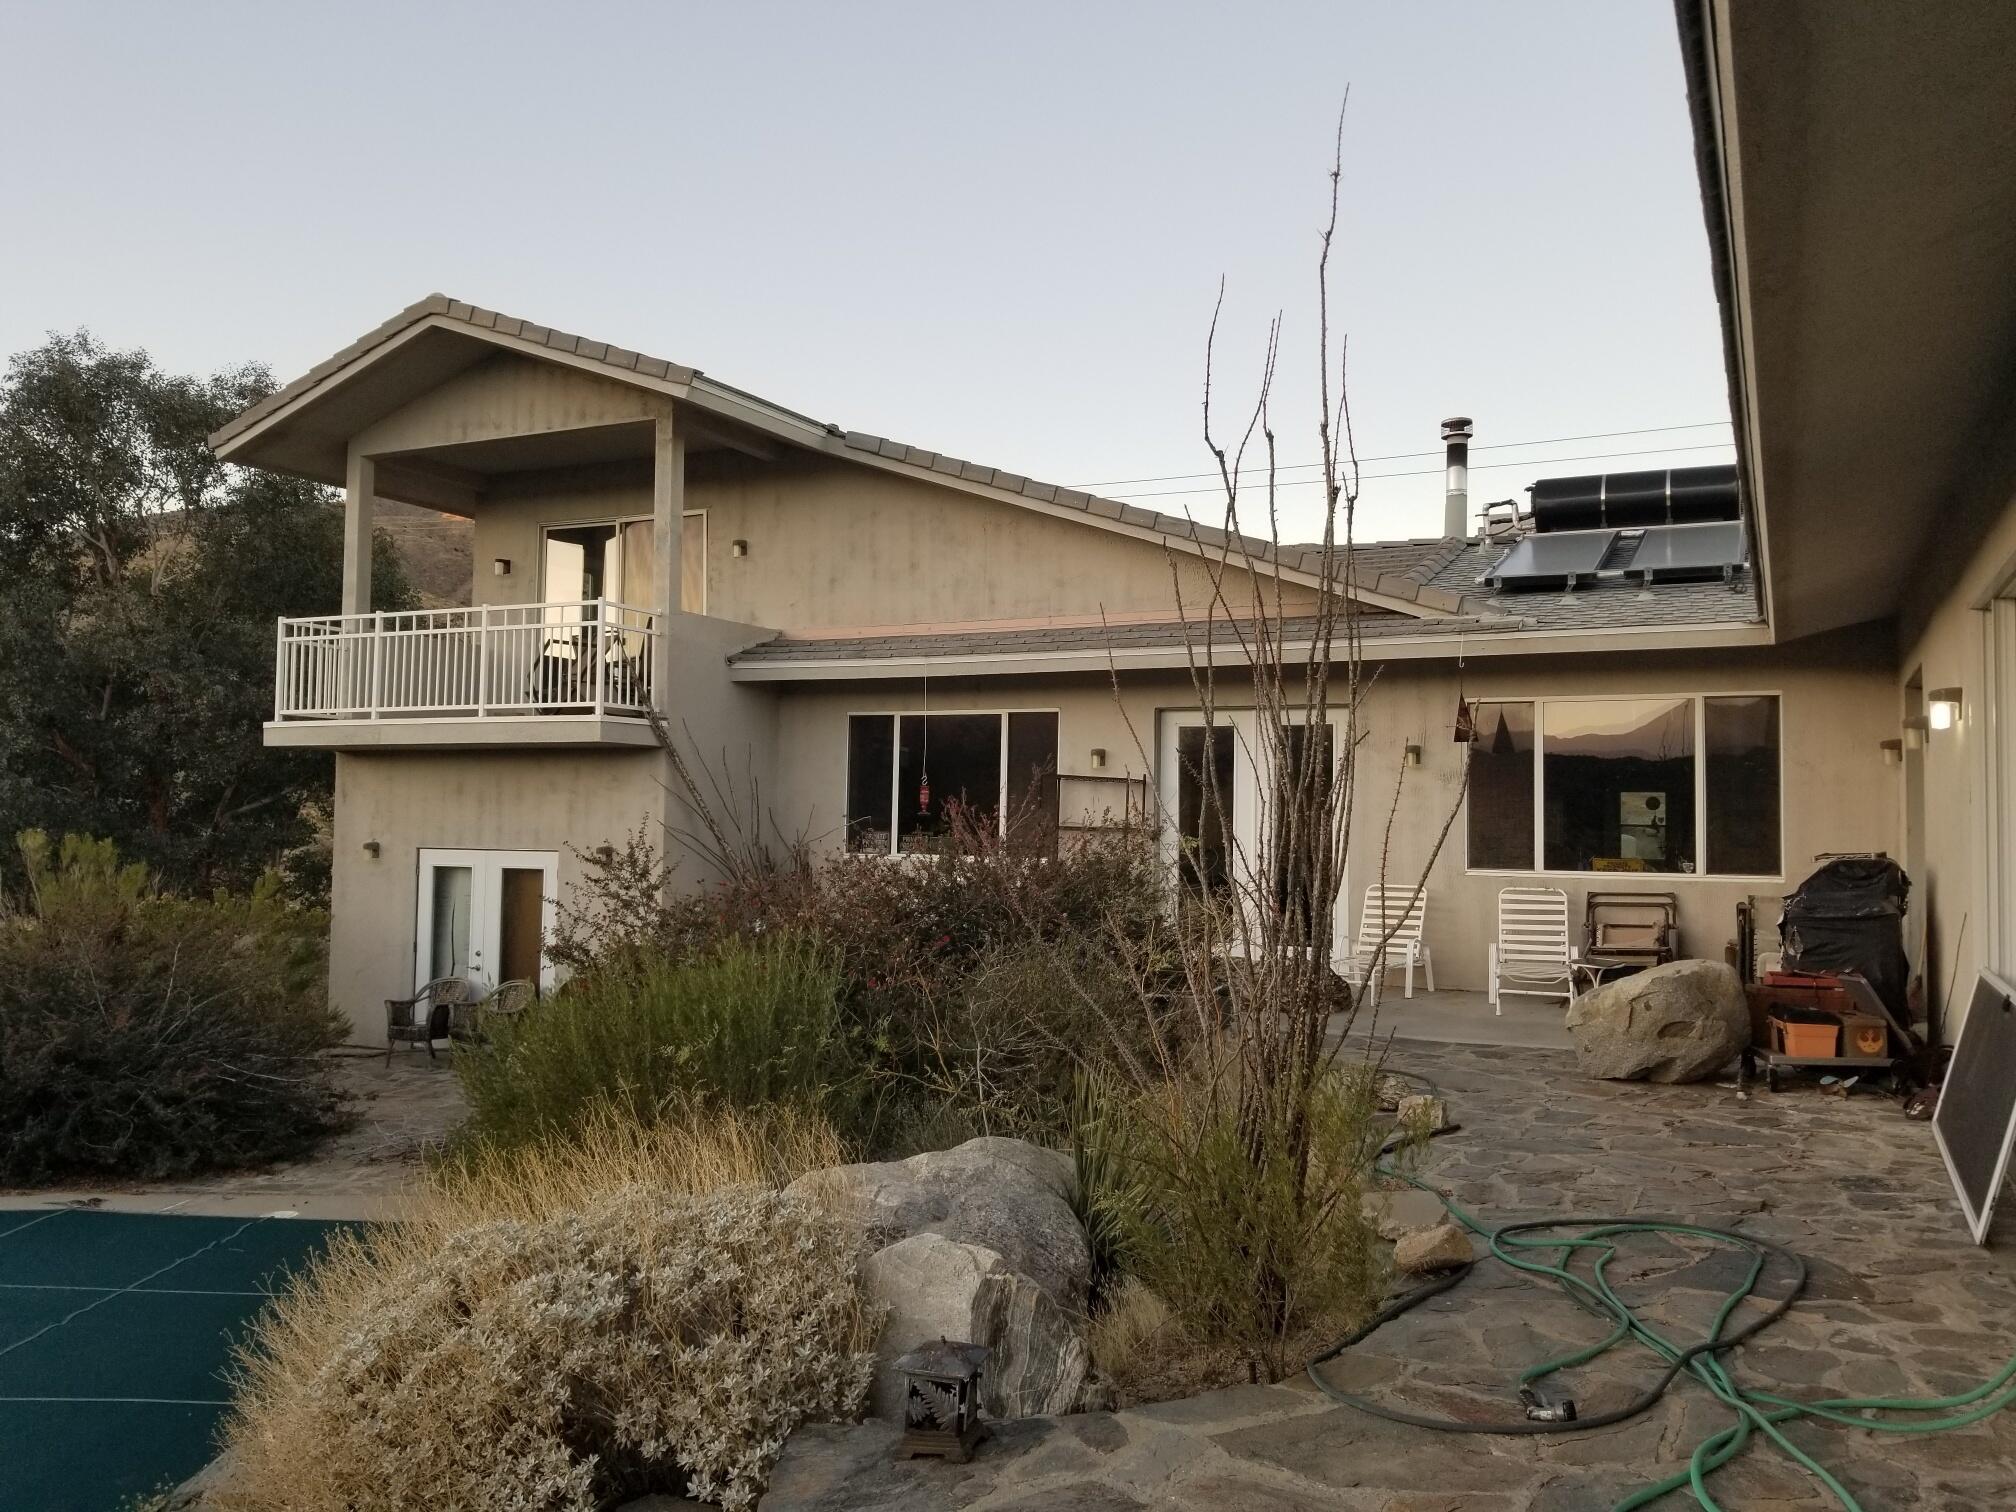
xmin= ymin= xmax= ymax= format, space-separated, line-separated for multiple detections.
xmin=1902 ymin=714 xmax=1930 ymax=750
xmin=1089 ymin=748 xmax=1108 ymax=769
xmin=731 ymin=539 xmax=749 ymax=558
xmin=1404 ymin=743 xmax=1423 ymax=767
xmin=492 ymin=558 xmax=511 ymax=576
xmin=1929 ymin=688 xmax=1965 ymax=731
xmin=1879 ymin=738 xmax=1903 ymax=766
xmin=361 ymin=840 xmax=381 ymax=859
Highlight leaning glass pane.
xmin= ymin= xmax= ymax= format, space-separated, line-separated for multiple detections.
xmin=1466 ymin=701 xmax=1535 ymax=869
xmin=1705 ymin=695 xmax=1781 ymax=876
xmin=1542 ymin=698 xmax=1696 ymax=873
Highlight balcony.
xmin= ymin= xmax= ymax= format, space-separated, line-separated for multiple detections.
xmin=266 ymin=600 xmax=663 ymax=750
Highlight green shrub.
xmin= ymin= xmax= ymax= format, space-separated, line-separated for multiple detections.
xmin=0 ymin=831 xmax=347 ymax=1184
xmin=456 ymin=931 xmax=850 ymax=1149
xmin=548 ymin=823 xmax=1173 ymax=1151
xmin=1093 ymin=1055 xmax=1389 ymax=1384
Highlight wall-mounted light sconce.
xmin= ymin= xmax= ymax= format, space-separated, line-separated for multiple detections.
xmin=1879 ymin=738 xmax=1903 ymax=767
xmin=1089 ymin=748 xmax=1108 ymax=770
xmin=361 ymin=840 xmax=381 ymax=859
xmin=1929 ymin=687 xmax=1964 ymax=731
xmin=492 ymin=558 xmax=511 ymax=577
xmin=1902 ymin=714 xmax=1930 ymax=750
xmin=593 ymin=844 xmax=616 ymax=863
xmin=1404 ymin=743 xmax=1423 ymax=767
xmin=731 ymin=539 xmax=750 ymax=558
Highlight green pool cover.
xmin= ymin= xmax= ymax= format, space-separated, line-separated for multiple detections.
xmin=0 ymin=1208 xmax=356 ymax=1511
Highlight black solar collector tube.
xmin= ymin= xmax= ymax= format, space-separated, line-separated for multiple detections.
xmin=1530 ymin=474 xmax=1606 ymax=532
xmin=1668 ymin=464 xmax=1741 ymax=523
xmin=1530 ymin=464 xmax=1739 ymax=532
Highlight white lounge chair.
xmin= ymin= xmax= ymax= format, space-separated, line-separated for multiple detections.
xmin=1338 ymin=884 xmax=1433 ymax=1006
xmin=1488 ymin=886 xmax=1580 ymax=1014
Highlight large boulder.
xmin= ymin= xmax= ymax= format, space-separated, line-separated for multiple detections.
xmin=787 ymin=1136 xmax=1088 ymax=1309
xmin=1565 ymin=958 xmax=1749 ymax=1083
xmin=859 ymin=1233 xmax=1089 ymax=1421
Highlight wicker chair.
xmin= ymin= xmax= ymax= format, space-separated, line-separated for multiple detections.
xmin=451 ymin=978 xmax=537 ymax=1047
xmin=385 ymin=977 xmax=481 ymax=1064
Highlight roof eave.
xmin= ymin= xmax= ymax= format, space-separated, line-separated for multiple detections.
xmin=726 ymin=617 xmax=1772 ymax=681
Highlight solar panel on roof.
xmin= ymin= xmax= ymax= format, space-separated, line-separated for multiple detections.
xmin=1481 ymin=519 xmax=1748 ymax=593
xmin=1480 ymin=529 xmax=1616 ymax=591
xmin=1623 ymin=520 xmax=1749 ymax=583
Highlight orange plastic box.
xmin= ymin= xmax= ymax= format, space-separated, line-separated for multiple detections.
xmin=1770 ymin=1018 xmax=1840 ymax=1058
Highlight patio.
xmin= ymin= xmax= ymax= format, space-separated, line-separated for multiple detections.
xmin=1336 ymin=986 xmax=1575 ymax=1052
xmin=763 ymin=1039 xmax=2016 ymax=1511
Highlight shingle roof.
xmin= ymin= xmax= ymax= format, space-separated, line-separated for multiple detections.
xmin=730 ymin=556 xmax=1760 ymax=667
xmin=733 ymin=610 xmax=1514 ymax=666
xmin=207 ymin=294 xmax=709 ymax=452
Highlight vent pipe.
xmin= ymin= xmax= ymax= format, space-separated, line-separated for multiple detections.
xmin=1441 ymin=416 xmax=1473 ymax=538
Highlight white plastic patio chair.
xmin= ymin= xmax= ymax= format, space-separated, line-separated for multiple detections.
xmin=1338 ymin=884 xmax=1433 ymax=1006
xmin=1488 ymin=886 xmax=1580 ymax=1014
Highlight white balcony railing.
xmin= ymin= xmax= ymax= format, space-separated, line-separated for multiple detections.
xmin=274 ymin=600 xmax=658 ymax=721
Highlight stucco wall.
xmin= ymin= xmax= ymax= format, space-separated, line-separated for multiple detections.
xmin=1893 ymin=472 xmax=2016 ymax=1037
xmin=763 ymin=622 xmax=1897 ymax=996
xmin=471 ymin=465 xmax=655 ymax=607
xmin=458 ymin=448 xmax=1317 ymax=634
xmin=328 ymin=748 xmax=669 ymax=1045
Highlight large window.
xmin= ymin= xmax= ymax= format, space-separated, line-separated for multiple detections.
xmin=1465 ymin=695 xmax=1781 ymax=877
xmin=846 ymin=711 xmax=1058 ymax=855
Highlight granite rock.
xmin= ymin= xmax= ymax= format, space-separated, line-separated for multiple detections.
xmin=1564 ymin=958 xmax=1748 ymax=1083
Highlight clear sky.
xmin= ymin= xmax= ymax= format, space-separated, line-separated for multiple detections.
xmin=0 ymin=0 xmax=1731 ymax=543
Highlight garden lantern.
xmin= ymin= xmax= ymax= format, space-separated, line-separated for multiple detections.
xmin=892 ymin=1338 xmax=990 ymax=1462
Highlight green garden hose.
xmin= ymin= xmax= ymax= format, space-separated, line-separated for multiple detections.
xmin=1309 ymin=1131 xmax=2016 ymax=1510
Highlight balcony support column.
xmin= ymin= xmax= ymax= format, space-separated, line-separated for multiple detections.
xmin=342 ymin=449 xmax=376 ymax=617
xmin=651 ymin=413 xmax=685 ymax=715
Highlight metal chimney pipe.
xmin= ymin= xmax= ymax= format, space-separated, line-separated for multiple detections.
xmin=1441 ymin=416 xmax=1473 ymax=538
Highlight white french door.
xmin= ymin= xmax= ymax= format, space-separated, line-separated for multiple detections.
xmin=415 ymin=849 xmax=559 ymax=995
xmin=1157 ymin=710 xmax=1347 ymax=958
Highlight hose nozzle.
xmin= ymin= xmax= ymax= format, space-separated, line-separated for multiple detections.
xmin=1519 ymin=1384 xmax=1578 ymax=1424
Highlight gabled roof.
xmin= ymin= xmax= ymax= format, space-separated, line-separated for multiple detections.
xmin=209 ymin=294 xmax=1457 ymax=618
xmin=213 ymin=295 xmax=1766 ymax=654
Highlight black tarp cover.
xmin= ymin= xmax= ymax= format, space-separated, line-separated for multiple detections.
xmin=1780 ymin=856 xmax=1911 ymax=1023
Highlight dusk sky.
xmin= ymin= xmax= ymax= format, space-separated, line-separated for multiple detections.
xmin=0 ymin=1 xmax=1733 ymax=542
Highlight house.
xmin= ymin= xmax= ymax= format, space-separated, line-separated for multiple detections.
xmin=207 ymin=1 xmax=2010 ymax=1050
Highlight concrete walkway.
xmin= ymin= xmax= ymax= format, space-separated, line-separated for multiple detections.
xmin=763 ymin=1041 xmax=2016 ymax=1511
xmin=0 ymin=1051 xmax=466 ymax=1223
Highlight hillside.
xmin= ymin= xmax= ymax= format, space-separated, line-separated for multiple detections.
xmin=373 ymin=499 xmax=472 ymax=609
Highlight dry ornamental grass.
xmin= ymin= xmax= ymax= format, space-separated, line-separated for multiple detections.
xmin=222 ymin=1101 xmax=875 ymax=1512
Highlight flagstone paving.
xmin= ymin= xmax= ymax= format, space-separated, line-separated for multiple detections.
xmin=762 ymin=1041 xmax=2016 ymax=1511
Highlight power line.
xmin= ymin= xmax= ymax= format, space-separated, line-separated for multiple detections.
xmin=1102 ymin=441 xmax=1737 ymax=503
xmin=1067 ymin=420 xmax=1734 ymax=491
